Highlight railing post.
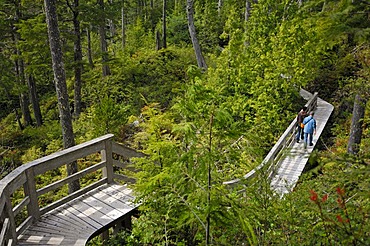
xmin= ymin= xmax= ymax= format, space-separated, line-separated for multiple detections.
xmin=3 ymin=189 xmax=17 ymax=245
xmin=24 ymin=168 xmax=40 ymax=221
xmin=102 ymin=139 xmax=114 ymax=183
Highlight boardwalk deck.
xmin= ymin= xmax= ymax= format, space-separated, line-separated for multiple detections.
xmin=17 ymin=184 xmax=137 ymax=246
xmin=270 ymin=91 xmax=334 ymax=195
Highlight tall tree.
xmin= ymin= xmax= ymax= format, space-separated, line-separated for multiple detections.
xmin=347 ymin=93 xmax=366 ymax=155
xmin=98 ymin=0 xmax=111 ymax=76
xmin=27 ymin=74 xmax=43 ymax=126
xmin=67 ymin=0 xmax=83 ymax=119
xmin=186 ymin=0 xmax=207 ymax=70
xmin=162 ymin=0 xmax=167 ymax=48
xmin=13 ymin=3 xmax=32 ymax=127
xmin=44 ymin=0 xmax=80 ymax=193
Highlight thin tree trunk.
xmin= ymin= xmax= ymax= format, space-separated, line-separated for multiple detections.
xmin=156 ymin=30 xmax=161 ymax=50
xmin=86 ymin=27 xmax=94 ymax=68
xmin=1 ymin=83 xmax=23 ymax=130
xmin=108 ymin=0 xmax=116 ymax=37
xmin=245 ymin=0 xmax=251 ymax=22
xmin=217 ymin=0 xmax=222 ymax=16
xmin=162 ymin=0 xmax=167 ymax=49
xmin=44 ymin=0 xmax=80 ymax=193
xmin=27 ymin=74 xmax=43 ymax=126
xmin=347 ymin=94 xmax=366 ymax=155
xmin=98 ymin=0 xmax=111 ymax=76
xmin=186 ymin=0 xmax=207 ymax=70
xmin=72 ymin=0 xmax=83 ymax=119
xmin=13 ymin=0 xmax=32 ymax=127
xmin=121 ymin=1 xmax=126 ymax=49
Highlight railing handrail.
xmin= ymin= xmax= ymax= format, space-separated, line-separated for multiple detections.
xmin=223 ymin=90 xmax=318 ymax=187
xmin=0 ymin=134 xmax=144 ymax=246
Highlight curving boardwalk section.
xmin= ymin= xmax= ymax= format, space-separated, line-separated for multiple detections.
xmin=0 ymin=134 xmax=144 ymax=246
xmin=17 ymin=184 xmax=137 ymax=245
xmin=270 ymin=90 xmax=334 ymax=195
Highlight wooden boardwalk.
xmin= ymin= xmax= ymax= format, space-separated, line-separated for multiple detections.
xmin=17 ymin=184 xmax=137 ymax=245
xmin=0 ymin=135 xmax=144 ymax=246
xmin=270 ymin=91 xmax=334 ymax=195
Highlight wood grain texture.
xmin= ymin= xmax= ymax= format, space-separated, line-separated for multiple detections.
xmin=17 ymin=184 xmax=138 ymax=245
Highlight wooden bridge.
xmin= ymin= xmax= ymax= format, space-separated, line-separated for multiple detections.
xmin=0 ymin=90 xmax=334 ymax=245
xmin=224 ymin=89 xmax=334 ymax=195
xmin=0 ymin=135 xmax=144 ymax=245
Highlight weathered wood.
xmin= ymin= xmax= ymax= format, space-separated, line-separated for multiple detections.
xmin=113 ymin=159 xmax=140 ymax=173
xmin=4 ymin=190 xmax=17 ymax=243
xmin=111 ymin=142 xmax=146 ymax=158
xmin=40 ymin=178 xmax=107 ymax=215
xmin=37 ymin=161 xmax=106 ymax=196
xmin=102 ymin=141 xmax=113 ymax=183
xmin=15 ymin=216 xmax=33 ymax=237
xmin=0 ymin=218 xmax=10 ymax=246
xmin=24 ymin=169 xmax=40 ymax=221
xmin=113 ymin=173 xmax=136 ymax=184
xmin=12 ymin=197 xmax=29 ymax=218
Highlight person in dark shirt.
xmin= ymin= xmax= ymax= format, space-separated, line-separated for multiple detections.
xmin=296 ymin=106 xmax=307 ymax=143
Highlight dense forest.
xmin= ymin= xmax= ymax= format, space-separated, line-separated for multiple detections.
xmin=0 ymin=0 xmax=369 ymax=245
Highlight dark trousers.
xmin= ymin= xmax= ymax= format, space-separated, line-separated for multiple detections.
xmin=296 ymin=127 xmax=304 ymax=141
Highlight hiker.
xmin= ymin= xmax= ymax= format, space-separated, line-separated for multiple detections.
xmin=303 ymin=111 xmax=316 ymax=149
xmin=296 ymin=106 xmax=307 ymax=143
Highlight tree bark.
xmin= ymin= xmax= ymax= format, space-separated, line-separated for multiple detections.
xmin=162 ymin=0 xmax=167 ymax=49
xmin=186 ymin=0 xmax=207 ymax=70
xmin=44 ymin=0 xmax=80 ymax=193
xmin=27 ymin=74 xmax=43 ymax=127
xmin=13 ymin=0 xmax=32 ymax=127
xmin=71 ymin=0 xmax=83 ymax=119
xmin=1 ymin=82 xmax=23 ymax=130
xmin=121 ymin=1 xmax=126 ymax=49
xmin=98 ymin=0 xmax=111 ymax=76
xmin=347 ymin=94 xmax=366 ymax=155
xmin=86 ymin=26 xmax=94 ymax=68
xmin=245 ymin=0 xmax=251 ymax=22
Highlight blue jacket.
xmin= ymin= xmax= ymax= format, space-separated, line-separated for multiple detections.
xmin=303 ymin=116 xmax=316 ymax=134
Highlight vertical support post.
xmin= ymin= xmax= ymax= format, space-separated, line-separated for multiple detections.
xmin=122 ymin=216 xmax=132 ymax=231
xmin=101 ymin=139 xmax=114 ymax=183
xmin=24 ymin=168 xmax=40 ymax=221
xmin=3 ymin=189 xmax=17 ymax=245
xmin=100 ymin=230 xmax=109 ymax=244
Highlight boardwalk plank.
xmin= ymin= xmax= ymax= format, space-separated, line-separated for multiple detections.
xmin=17 ymin=184 xmax=137 ymax=245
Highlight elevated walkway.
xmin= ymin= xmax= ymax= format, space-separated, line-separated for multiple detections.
xmin=270 ymin=91 xmax=334 ymax=194
xmin=224 ymin=89 xmax=334 ymax=196
xmin=0 ymin=135 xmax=144 ymax=246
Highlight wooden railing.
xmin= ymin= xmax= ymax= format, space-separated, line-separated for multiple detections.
xmin=0 ymin=134 xmax=144 ymax=246
xmin=223 ymin=92 xmax=318 ymax=187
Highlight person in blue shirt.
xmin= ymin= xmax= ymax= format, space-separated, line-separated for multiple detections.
xmin=303 ymin=111 xmax=316 ymax=149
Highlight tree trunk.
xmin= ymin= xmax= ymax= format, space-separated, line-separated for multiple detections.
xmin=347 ymin=94 xmax=366 ymax=155
xmin=121 ymin=1 xmax=126 ymax=49
xmin=27 ymin=74 xmax=43 ymax=127
xmin=156 ymin=30 xmax=161 ymax=51
xmin=98 ymin=0 xmax=111 ymax=76
xmin=1 ymin=82 xmax=23 ymax=130
xmin=162 ymin=0 xmax=167 ymax=49
xmin=186 ymin=0 xmax=207 ymax=70
xmin=86 ymin=27 xmax=94 ymax=68
xmin=44 ymin=0 xmax=80 ymax=193
xmin=13 ymin=0 xmax=32 ymax=127
xmin=245 ymin=0 xmax=251 ymax=22
xmin=72 ymin=0 xmax=83 ymax=119
xmin=108 ymin=0 xmax=116 ymax=37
